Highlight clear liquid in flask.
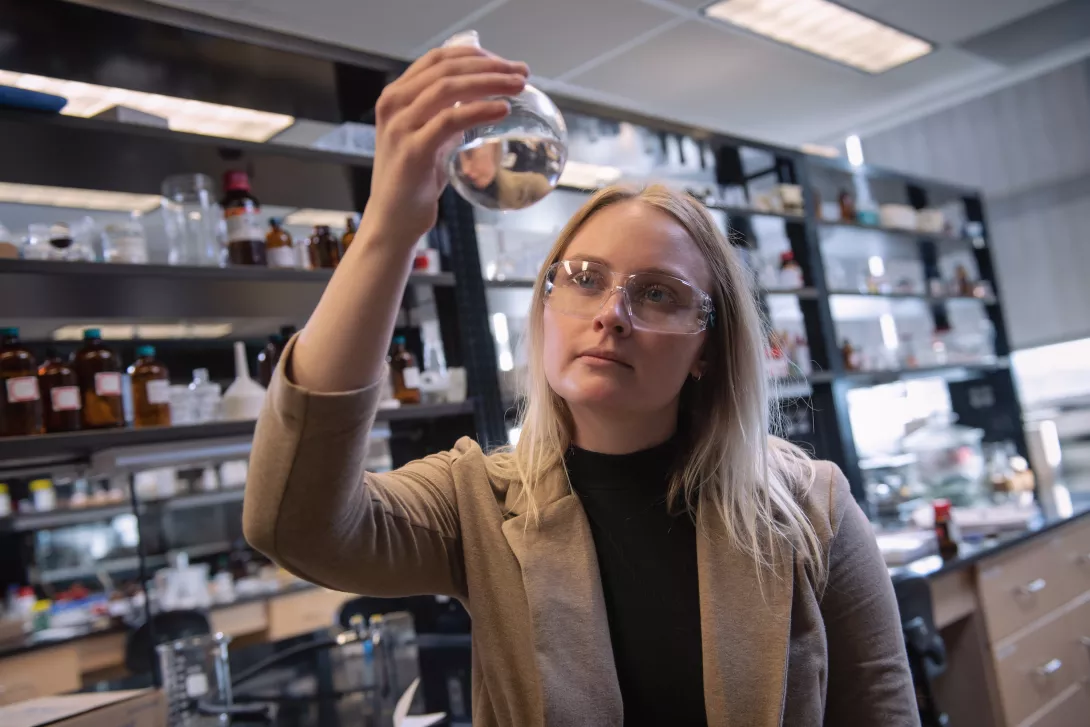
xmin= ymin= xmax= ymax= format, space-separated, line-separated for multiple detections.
xmin=449 ymin=134 xmax=565 ymax=211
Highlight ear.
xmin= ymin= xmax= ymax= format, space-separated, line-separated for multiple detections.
xmin=690 ymin=360 xmax=707 ymax=380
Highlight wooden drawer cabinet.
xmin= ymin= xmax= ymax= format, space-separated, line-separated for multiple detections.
xmin=210 ymin=601 xmax=269 ymax=638
xmin=1023 ymin=683 xmax=1090 ymax=727
xmin=1058 ymin=519 xmax=1090 ymax=596
xmin=267 ymin=588 xmax=352 ymax=641
xmin=993 ymin=597 xmax=1090 ymax=726
xmin=0 ymin=645 xmax=80 ymax=706
xmin=978 ymin=534 xmax=1082 ymax=643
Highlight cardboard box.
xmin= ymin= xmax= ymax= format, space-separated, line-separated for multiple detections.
xmin=0 ymin=688 xmax=165 ymax=727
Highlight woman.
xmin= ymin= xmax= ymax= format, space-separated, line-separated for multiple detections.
xmin=244 ymin=44 xmax=917 ymax=727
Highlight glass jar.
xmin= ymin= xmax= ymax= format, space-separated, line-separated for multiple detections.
xmin=445 ymin=30 xmax=567 ymax=211
xmin=162 ymin=173 xmax=222 ymax=266
xmin=102 ymin=217 xmax=149 ymax=264
xmin=22 ymin=224 xmax=56 ymax=260
xmin=129 ymin=345 xmax=171 ymax=428
xmin=38 ymin=349 xmax=81 ymax=433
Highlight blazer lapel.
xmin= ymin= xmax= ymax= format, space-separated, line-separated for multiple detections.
xmin=501 ymin=468 xmax=623 ymax=727
xmin=698 ymin=513 xmax=794 ymax=727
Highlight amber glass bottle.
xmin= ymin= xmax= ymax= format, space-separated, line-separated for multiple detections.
xmin=342 ymin=216 xmax=357 ymax=253
xmin=129 ymin=345 xmax=171 ymax=428
xmin=0 ymin=327 xmax=43 ymax=437
xmin=38 ymin=348 xmax=81 ymax=434
xmin=256 ymin=334 xmax=281 ymax=388
xmin=74 ymin=329 xmax=123 ymax=429
xmin=308 ymin=225 xmax=341 ymax=270
xmin=265 ymin=218 xmax=295 ymax=269
xmin=388 ymin=336 xmax=421 ymax=405
xmin=222 ymin=171 xmax=267 ymax=266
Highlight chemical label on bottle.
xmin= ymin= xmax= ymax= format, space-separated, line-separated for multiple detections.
xmin=267 ymin=246 xmax=297 ymax=269
xmin=50 ymin=386 xmax=81 ymax=411
xmin=146 ymin=379 xmax=171 ymax=405
xmin=94 ymin=371 xmax=122 ymax=397
xmin=225 ymin=201 xmax=263 ymax=243
xmin=5 ymin=376 xmax=40 ymax=402
xmin=403 ymin=366 xmax=421 ymax=389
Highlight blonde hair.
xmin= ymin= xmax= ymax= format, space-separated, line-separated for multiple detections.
xmin=486 ymin=184 xmax=823 ymax=581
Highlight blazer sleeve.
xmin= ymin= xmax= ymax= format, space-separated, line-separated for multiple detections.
xmin=821 ymin=465 xmax=920 ymax=726
xmin=242 ymin=334 xmax=466 ymax=599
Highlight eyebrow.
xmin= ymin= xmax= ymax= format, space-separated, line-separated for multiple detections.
xmin=564 ymin=254 xmax=691 ymax=280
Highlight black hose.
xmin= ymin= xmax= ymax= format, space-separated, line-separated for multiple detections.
xmin=229 ymin=636 xmax=337 ymax=687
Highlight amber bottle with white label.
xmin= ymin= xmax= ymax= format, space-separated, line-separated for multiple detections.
xmin=0 ymin=327 xmax=43 ymax=437
xmin=74 ymin=329 xmax=123 ymax=429
xmin=129 ymin=345 xmax=171 ymax=428
xmin=38 ymin=348 xmax=81 ymax=433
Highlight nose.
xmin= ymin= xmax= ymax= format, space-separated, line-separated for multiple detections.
xmin=592 ymin=287 xmax=632 ymax=336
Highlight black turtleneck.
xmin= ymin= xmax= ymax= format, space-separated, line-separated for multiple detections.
xmin=565 ymin=437 xmax=707 ymax=727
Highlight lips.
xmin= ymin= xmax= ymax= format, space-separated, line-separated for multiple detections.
xmin=578 ymin=348 xmax=632 ymax=368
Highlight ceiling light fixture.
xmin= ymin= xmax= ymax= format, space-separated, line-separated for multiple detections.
xmin=845 ymin=134 xmax=865 ymax=166
xmin=0 ymin=70 xmax=295 ymax=142
xmin=0 ymin=182 xmax=161 ymax=212
xmin=702 ymin=0 xmax=933 ymax=74
xmin=52 ymin=323 xmax=234 ymax=341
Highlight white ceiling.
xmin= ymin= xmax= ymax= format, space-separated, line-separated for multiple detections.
xmin=148 ymin=0 xmax=1090 ymax=147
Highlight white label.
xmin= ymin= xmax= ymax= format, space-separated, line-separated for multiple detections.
xmin=146 ymin=379 xmax=171 ymax=405
xmin=402 ymin=366 xmax=421 ymax=389
xmin=225 ymin=202 xmax=263 ymax=242
xmin=185 ymin=672 xmax=209 ymax=698
xmin=50 ymin=386 xmax=81 ymax=411
xmin=94 ymin=371 xmax=122 ymax=396
xmin=5 ymin=376 xmax=40 ymax=403
xmin=267 ymin=246 xmax=297 ymax=268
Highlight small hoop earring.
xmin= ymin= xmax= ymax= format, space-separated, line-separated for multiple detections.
xmin=692 ymin=372 xmax=703 ymax=382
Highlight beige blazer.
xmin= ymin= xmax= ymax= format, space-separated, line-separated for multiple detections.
xmin=243 ymin=338 xmax=919 ymax=726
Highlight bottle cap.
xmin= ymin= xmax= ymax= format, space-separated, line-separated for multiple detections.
xmin=223 ymin=170 xmax=251 ymax=192
xmin=393 ymin=335 xmax=407 ymax=345
xmin=136 ymin=344 xmax=156 ymax=358
xmin=29 ymin=479 xmax=53 ymax=491
xmin=933 ymin=498 xmax=952 ymax=518
xmin=83 ymin=328 xmax=101 ymax=340
xmin=0 ymin=326 xmax=18 ymax=337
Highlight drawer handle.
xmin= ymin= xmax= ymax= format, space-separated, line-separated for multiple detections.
xmin=1036 ymin=658 xmax=1063 ymax=677
xmin=1015 ymin=578 xmax=1047 ymax=596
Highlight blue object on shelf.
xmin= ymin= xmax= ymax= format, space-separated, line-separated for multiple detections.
xmin=0 ymin=85 xmax=67 ymax=113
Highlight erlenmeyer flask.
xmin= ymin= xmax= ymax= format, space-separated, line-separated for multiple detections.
xmin=445 ymin=30 xmax=567 ymax=211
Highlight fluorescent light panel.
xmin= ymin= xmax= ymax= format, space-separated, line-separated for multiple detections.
xmin=703 ymin=0 xmax=932 ymax=74
xmin=283 ymin=208 xmax=357 ymax=228
xmin=52 ymin=323 xmax=234 ymax=341
xmin=0 ymin=70 xmax=294 ymax=142
xmin=0 ymin=182 xmax=160 ymax=213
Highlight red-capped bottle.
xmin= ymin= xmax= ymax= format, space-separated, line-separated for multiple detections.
xmin=933 ymin=499 xmax=960 ymax=559
xmin=222 ymin=170 xmax=267 ymax=266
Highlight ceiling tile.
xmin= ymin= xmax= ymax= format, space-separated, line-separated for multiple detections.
xmin=151 ymin=0 xmax=497 ymax=58
xmin=449 ymin=0 xmax=678 ymax=78
xmin=566 ymin=20 xmax=997 ymax=144
xmin=838 ymin=0 xmax=1069 ymax=44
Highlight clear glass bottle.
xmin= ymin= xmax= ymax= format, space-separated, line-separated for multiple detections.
xmin=74 ymin=328 xmax=123 ymax=429
xmin=38 ymin=348 xmax=81 ymax=434
xmin=162 ymin=173 xmax=221 ymax=266
xmin=129 ymin=345 xmax=171 ymax=428
xmin=388 ymin=336 xmax=421 ymax=405
xmin=102 ymin=216 xmax=149 ymax=264
xmin=445 ymin=30 xmax=567 ymax=211
xmin=0 ymin=327 xmax=43 ymax=437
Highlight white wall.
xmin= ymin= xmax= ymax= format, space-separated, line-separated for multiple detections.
xmin=860 ymin=60 xmax=1090 ymax=350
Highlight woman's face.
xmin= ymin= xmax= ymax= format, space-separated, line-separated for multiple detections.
xmin=543 ymin=201 xmax=711 ymax=415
